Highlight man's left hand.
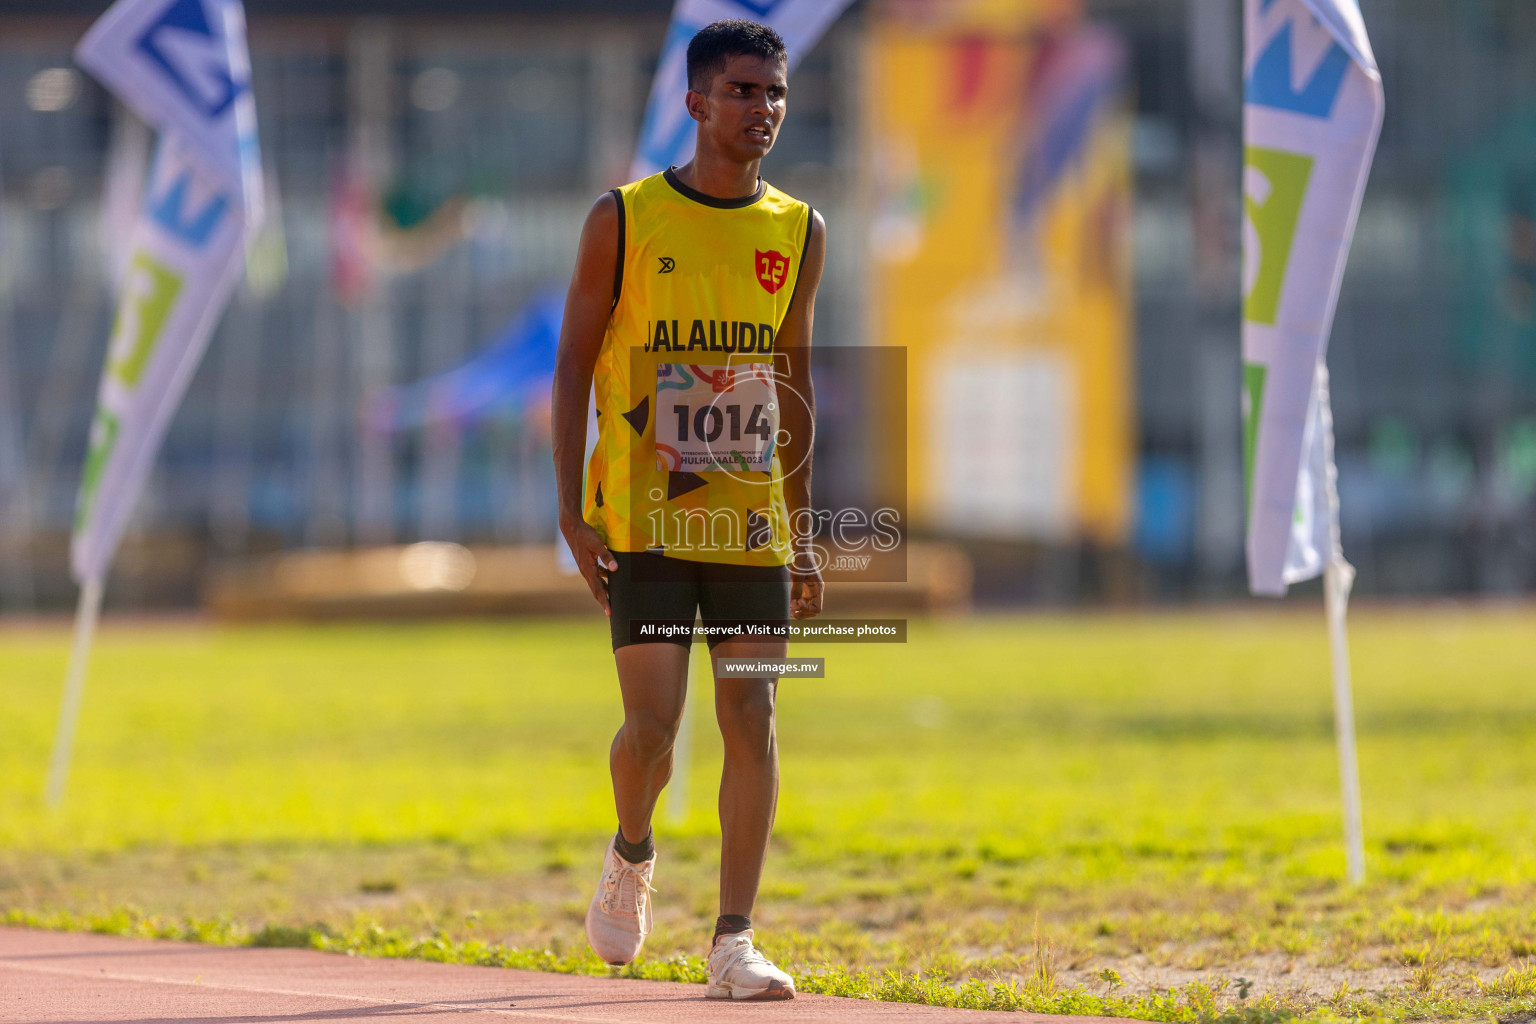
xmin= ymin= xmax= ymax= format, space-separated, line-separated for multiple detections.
xmin=790 ymin=561 xmax=823 ymax=619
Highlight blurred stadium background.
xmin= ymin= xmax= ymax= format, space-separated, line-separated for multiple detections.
xmin=1 ymin=0 xmax=1534 ymax=615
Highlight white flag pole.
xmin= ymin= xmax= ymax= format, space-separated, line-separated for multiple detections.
xmin=1325 ymin=558 xmax=1363 ymax=884
xmin=1317 ymin=370 xmax=1364 ymax=884
xmin=45 ymin=574 xmax=106 ymax=808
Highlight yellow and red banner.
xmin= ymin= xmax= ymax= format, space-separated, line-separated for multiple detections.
xmin=866 ymin=0 xmax=1133 ymax=544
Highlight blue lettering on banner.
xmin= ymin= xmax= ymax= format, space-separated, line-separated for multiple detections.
xmin=135 ymin=0 xmax=243 ymax=120
xmin=1246 ymin=19 xmax=1351 ymax=118
xmin=725 ymin=0 xmax=789 ymax=17
xmin=147 ymin=168 xmax=230 ymax=248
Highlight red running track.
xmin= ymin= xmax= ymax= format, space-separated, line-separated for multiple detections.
xmin=0 ymin=927 xmax=1141 ymax=1023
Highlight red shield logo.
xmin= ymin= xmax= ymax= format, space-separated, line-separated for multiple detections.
xmin=755 ymin=249 xmax=790 ymax=294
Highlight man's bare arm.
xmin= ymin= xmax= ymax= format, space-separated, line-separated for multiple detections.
xmin=551 ymin=193 xmax=622 ymax=615
xmin=775 ymin=209 xmax=826 ymax=619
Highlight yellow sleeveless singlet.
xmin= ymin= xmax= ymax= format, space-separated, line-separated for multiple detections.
xmin=583 ymin=167 xmax=813 ymax=567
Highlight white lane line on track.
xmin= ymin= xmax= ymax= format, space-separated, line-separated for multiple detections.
xmin=0 ymin=959 xmax=641 ymax=1023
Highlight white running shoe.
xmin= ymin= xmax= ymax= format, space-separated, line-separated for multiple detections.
xmin=706 ymin=929 xmax=796 ymax=1000
xmin=584 ymin=836 xmax=656 ymax=966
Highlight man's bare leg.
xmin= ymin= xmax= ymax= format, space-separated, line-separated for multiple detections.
xmin=709 ymin=638 xmax=784 ymax=918
xmin=611 ymin=642 xmax=691 ymax=844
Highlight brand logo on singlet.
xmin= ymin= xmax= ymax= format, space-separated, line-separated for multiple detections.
xmin=755 ymin=249 xmax=789 ymax=294
xmin=658 ymin=256 xmax=675 ymax=274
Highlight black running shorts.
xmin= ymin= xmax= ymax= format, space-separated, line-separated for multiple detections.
xmin=603 ymin=551 xmax=791 ymax=651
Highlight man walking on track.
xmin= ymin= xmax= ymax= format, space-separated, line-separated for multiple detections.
xmin=551 ymin=19 xmax=826 ymax=1002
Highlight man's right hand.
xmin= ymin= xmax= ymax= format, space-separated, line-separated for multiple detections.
xmin=551 ymin=193 xmax=620 ymax=619
xmin=562 ymin=516 xmax=618 ymax=616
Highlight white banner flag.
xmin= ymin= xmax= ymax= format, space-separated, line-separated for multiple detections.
xmin=71 ymin=0 xmax=263 ymax=584
xmin=1242 ymin=0 xmax=1383 ymax=596
xmin=630 ymin=0 xmax=855 ymax=181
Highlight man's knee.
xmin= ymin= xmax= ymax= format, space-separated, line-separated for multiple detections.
xmin=622 ymin=705 xmax=683 ymax=763
xmin=717 ymin=683 xmax=776 ymax=751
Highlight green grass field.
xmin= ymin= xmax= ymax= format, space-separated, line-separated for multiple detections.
xmin=3 ymin=607 xmax=1536 ymax=1021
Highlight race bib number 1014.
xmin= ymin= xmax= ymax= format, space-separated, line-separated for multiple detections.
xmin=655 ymin=363 xmax=778 ymax=473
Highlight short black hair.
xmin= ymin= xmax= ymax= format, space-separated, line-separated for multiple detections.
xmin=686 ymin=20 xmax=788 ymax=93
